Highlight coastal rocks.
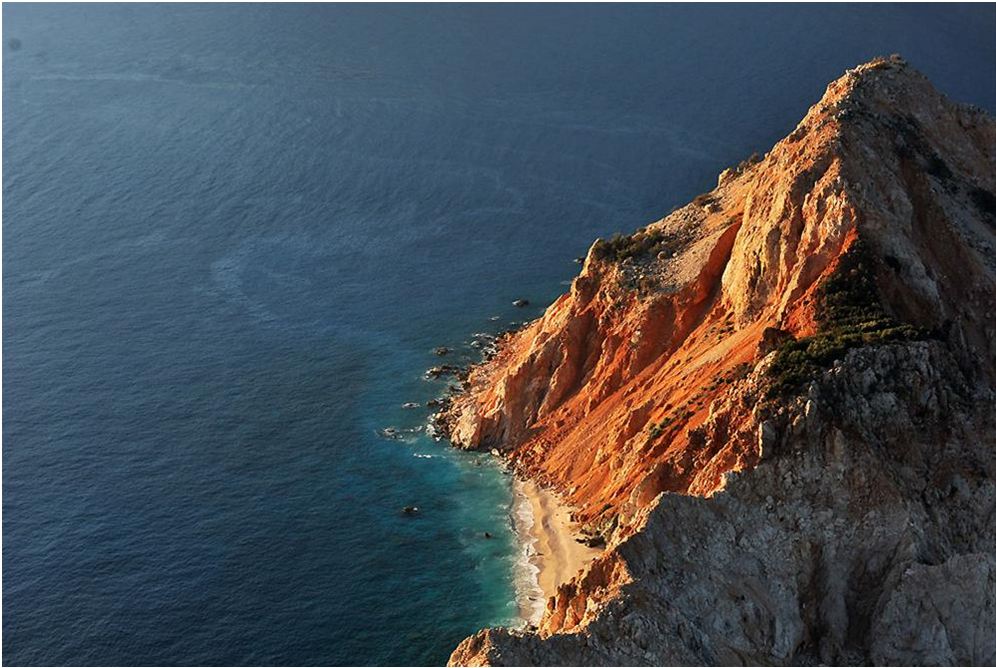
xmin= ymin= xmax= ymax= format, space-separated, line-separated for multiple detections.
xmin=378 ymin=426 xmax=424 ymax=441
xmin=451 ymin=342 xmax=996 ymax=665
xmin=512 ymin=299 xmax=530 ymax=307
xmin=446 ymin=58 xmax=996 ymax=666
xmin=402 ymin=402 xmax=420 ymax=409
xmin=434 ymin=346 xmax=451 ymax=356
xmin=402 ymin=505 xmax=420 ymax=516
xmin=424 ymin=364 xmax=463 ymax=380
xmin=468 ymin=333 xmax=499 ymax=359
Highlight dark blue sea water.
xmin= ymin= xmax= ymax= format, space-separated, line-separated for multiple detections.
xmin=3 ymin=4 xmax=994 ymax=665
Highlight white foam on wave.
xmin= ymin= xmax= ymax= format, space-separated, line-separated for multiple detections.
xmin=413 ymin=453 xmax=437 ymax=459
xmin=510 ymin=478 xmax=545 ymax=626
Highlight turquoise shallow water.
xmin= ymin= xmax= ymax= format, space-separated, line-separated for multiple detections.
xmin=3 ymin=4 xmax=994 ymax=665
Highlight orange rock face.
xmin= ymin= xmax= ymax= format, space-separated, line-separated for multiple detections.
xmin=443 ymin=56 xmax=996 ymax=542
xmin=444 ymin=56 xmax=996 ymax=668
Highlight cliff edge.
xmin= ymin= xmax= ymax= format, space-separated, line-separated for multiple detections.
xmin=444 ymin=57 xmax=996 ymax=666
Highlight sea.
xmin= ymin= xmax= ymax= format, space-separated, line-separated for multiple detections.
xmin=3 ymin=4 xmax=994 ymax=665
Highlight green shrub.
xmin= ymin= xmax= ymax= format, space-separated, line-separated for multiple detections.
xmin=764 ymin=238 xmax=930 ymax=398
xmin=592 ymin=229 xmax=671 ymax=263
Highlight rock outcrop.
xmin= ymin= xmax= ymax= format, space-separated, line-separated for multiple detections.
xmin=443 ymin=57 xmax=996 ymax=666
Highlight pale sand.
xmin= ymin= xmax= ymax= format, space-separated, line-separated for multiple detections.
xmin=512 ymin=478 xmax=602 ymax=624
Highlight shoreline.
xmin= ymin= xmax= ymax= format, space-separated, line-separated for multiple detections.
xmin=510 ymin=477 xmax=602 ymax=625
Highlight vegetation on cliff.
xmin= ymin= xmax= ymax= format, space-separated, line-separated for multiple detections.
xmin=591 ymin=227 xmax=673 ymax=263
xmin=764 ymin=238 xmax=930 ymax=398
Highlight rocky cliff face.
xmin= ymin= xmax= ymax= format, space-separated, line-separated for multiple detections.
xmin=443 ymin=57 xmax=996 ymax=666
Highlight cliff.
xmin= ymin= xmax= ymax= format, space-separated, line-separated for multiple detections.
xmin=443 ymin=57 xmax=996 ymax=666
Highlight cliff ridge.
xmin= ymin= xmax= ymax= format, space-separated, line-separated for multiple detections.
xmin=444 ymin=57 xmax=996 ymax=666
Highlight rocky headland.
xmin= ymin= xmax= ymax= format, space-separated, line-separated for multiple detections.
xmin=440 ymin=57 xmax=996 ymax=666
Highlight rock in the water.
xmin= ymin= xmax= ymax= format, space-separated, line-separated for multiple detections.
xmin=512 ymin=299 xmax=529 ymax=307
xmin=424 ymin=364 xmax=462 ymax=379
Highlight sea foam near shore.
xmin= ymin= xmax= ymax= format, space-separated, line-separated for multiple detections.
xmin=510 ymin=477 xmax=546 ymax=626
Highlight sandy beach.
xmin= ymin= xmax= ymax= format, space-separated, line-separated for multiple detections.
xmin=512 ymin=478 xmax=602 ymax=624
